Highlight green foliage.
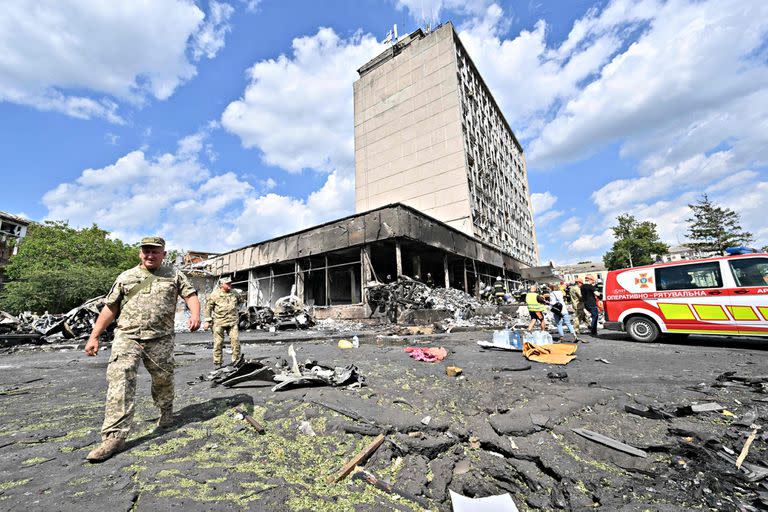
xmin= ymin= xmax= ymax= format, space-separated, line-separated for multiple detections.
xmin=686 ymin=194 xmax=753 ymax=254
xmin=0 ymin=222 xmax=138 ymax=314
xmin=603 ymin=214 xmax=669 ymax=270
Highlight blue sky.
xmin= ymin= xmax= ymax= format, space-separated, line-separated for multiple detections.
xmin=2 ymin=0 xmax=767 ymax=264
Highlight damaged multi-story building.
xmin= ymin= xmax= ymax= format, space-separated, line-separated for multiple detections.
xmin=354 ymin=22 xmax=538 ymax=266
xmin=0 ymin=211 xmax=30 ymax=291
xmin=204 ymin=23 xmax=541 ymax=318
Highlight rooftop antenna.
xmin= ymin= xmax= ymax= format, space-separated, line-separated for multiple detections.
xmin=381 ymin=23 xmax=398 ymax=45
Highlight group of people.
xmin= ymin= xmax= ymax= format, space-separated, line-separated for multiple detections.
xmin=525 ymin=275 xmax=602 ymax=341
xmin=83 ymin=236 xmax=243 ymax=462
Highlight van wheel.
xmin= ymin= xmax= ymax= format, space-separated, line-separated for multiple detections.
xmin=626 ymin=316 xmax=660 ymax=343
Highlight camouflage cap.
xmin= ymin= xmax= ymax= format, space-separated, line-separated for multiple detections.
xmin=140 ymin=236 xmax=166 ymax=247
xmin=219 ymin=276 xmax=232 ymax=284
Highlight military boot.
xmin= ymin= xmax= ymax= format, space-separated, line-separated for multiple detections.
xmin=157 ymin=407 xmax=174 ymax=429
xmin=85 ymin=437 xmax=125 ymax=463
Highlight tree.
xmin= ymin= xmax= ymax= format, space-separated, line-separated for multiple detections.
xmin=686 ymin=194 xmax=753 ymax=254
xmin=603 ymin=214 xmax=669 ymax=270
xmin=0 ymin=222 xmax=139 ymax=314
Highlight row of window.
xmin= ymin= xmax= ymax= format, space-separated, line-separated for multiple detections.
xmin=655 ymin=258 xmax=768 ymax=291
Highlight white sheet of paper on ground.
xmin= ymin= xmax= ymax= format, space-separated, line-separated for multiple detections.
xmin=449 ymin=490 xmax=520 ymax=512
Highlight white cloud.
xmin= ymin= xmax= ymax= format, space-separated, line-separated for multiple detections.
xmin=528 ymin=0 xmax=768 ymax=167
xmin=221 ymin=27 xmax=384 ymax=174
xmin=42 ymin=128 xmax=358 ymax=251
xmin=0 ymin=0 xmax=234 ymax=122
xmin=569 ymin=229 xmax=613 ymax=253
xmin=591 ymin=151 xmax=733 ymax=213
xmin=530 ymin=191 xmax=557 ymax=215
xmin=559 ymin=217 xmax=581 ymax=236
xmin=394 ymin=0 xmax=491 ymax=23
xmin=191 ymin=1 xmax=235 ymax=60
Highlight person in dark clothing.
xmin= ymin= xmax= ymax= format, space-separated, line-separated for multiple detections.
xmin=581 ymin=275 xmax=601 ymax=336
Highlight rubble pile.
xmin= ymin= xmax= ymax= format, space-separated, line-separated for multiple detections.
xmin=236 ymin=295 xmax=315 ymax=331
xmin=202 ymin=347 xmax=364 ymax=392
xmin=0 ymin=296 xmax=108 ymax=347
xmin=366 ymin=277 xmax=485 ymax=322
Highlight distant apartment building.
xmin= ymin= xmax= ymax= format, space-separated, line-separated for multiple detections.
xmin=655 ymin=245 xmax=714 ymax=263
xmin=0 ymin=211 xmax=31 ymax=290
xmin=353 ymin=22 xmax=538 ymax=267
xmin=554 ymin=261 xmax=608 ymax=285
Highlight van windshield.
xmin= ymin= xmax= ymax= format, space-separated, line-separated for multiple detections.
xmin=655 ymin=262 xmax=722 ymax=291
xmin=729 ymin=258 xmax=768 ymax=287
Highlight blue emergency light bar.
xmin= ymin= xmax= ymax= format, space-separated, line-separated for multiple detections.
xmin=725 ymin=246 xmax=757 ymax=255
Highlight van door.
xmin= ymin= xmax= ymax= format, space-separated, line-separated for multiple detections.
xmin=654 ymin=261 xmax=733 ymax=335
xmin=726 ymin=256 xmax=768 ymax=336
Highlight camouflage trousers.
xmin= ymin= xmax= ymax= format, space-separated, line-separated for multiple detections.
xmin=101 ymin=332 xmax=175 ymax=441
xmin=572 ymin=302 xmax=588 ymax=331
xmin=213 ymin=323 xmax=240 ymax=365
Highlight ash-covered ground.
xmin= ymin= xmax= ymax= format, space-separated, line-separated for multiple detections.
xmin=0 ymin=328 xmax=766 ymax=511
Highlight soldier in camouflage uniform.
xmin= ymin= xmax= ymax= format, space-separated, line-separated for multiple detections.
xmin=203 ymin=277 xmax=242 ymax=367
xmin=84 ymin=236 xmax=201 ymax=462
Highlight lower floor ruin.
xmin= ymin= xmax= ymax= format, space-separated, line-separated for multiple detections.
xmin=203 ymin=204 xmax=539 ymax=318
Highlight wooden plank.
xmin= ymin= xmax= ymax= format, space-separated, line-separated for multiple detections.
xmin=235 ymin=406 xmax=266 ymax=434
xmin=326 ymin=433 xmax=385 ymax=484
xmin=572 ymin=428 xmax=648 ymax=458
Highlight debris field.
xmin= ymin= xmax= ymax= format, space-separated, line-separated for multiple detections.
xmin=0 ymin=328 xmax=766 ymax=511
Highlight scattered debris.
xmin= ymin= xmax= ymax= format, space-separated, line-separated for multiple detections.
xmin=491 ymin=365 xmax=532 ymax=372
xmin=446 ymin=366 xmax=463 ymax=377
xmin=233 ymin=406 xmax=266 ymax=434
xmin=547 ymin=371 xmax=568 ymax=380
xmin=405 ymin=346 xmax=448 ymax=362
xmin=421 ymin=416 xmax=432 ymax=426
xmin=272 ymin=362 xmax=364 ymax=392
xmin=595 ymin=358 xmax=612 ymax=364
xmin=523 ymin=342 xmax=577 ymax=365
xmin=1 ymin=296 xmax=109 ymax=346
xmin=326 ymin=433 xmax=385 ymax=484
xmin=736 ymin=427 xmax=760 ymax=469
xmin=449 ymin=490 xmax=520 ymax=512
xmin=237 ymin=295 xmax=314 ymax=331
xmin=572 ymin=428 xmax=648 ymax=458
xmin=353 ymin=468 xmax=431 ymax=507
xmin=298 ymin=420 xmax=317 ymax=436
xmin=366 ymin=276 xmax=483 ymax=322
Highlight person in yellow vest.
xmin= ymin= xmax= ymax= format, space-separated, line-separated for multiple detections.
xmin=525 ymin=284 xmax=548 ymax=332
xmin=203 ymin=277 xmax=242 ymax=367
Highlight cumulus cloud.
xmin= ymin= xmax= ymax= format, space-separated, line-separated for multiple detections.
xmin=393 ymin=0 xmax=492 ymax=23
xmin=191 ymin=1 xmax=235 ymax=60
xmin=42 ymin=127 xmax=357 ymax=251
xmin=222 ymin=27 xmax=383 ymax=174
xmin=0 ymin=0 xmax=234 ymax=121
xmin=528 ymin=0 xmax=768 ymax=167
xmin=569 ymin=229 xmax=613 ymax=253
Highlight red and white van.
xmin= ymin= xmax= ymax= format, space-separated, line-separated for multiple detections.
xmin=603 ymin=253 xmax=768 ymax=342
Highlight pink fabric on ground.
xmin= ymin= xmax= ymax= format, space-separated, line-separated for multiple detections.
xmin=404 ymin=347 xmax=448 ymax=362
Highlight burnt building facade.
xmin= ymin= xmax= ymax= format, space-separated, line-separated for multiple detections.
xmin=206 ymin=204 xmax=529 ymax=317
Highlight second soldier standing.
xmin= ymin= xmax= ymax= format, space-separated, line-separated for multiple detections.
xmin=203 ymin=277 xmax=242 ymax=367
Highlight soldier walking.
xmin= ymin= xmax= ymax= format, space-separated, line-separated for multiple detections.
xmin=569 ymin=278 xmax=588 ymax=333
xmin=84 ymin=236 xmax=201 ymax=462
xmin=203 ymin=277 xmax=242 ymax=367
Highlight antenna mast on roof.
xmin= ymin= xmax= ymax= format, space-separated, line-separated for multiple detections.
xmin=381 ymin=23 xmax=398 ymax=45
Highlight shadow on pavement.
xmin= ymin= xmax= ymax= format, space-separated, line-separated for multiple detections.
xmin=124 ymin=393 xmax=254 ymax=451
xmin=598 ymin=330 xmax=768 ymax=351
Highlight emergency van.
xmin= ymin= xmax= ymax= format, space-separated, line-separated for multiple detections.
xmin=603 ymin=253 xmax=768 ymax=342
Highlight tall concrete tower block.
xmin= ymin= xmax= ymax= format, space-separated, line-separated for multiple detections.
xmin=353 ymin=23 xmax=539 ymax=266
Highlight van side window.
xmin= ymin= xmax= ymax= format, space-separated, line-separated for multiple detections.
xmin=729 ymin=258 xmax=768 ymax=287
xmin=655 ymin=262 xmax=723 ymax=291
